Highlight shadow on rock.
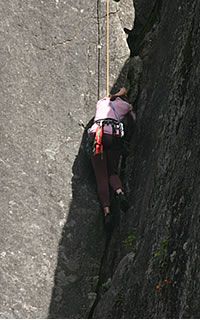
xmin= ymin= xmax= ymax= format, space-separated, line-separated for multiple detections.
xmin=48 ymin=119 xmax=107 ymax=318
xmin=48 ymin=55 xmax=139 ymax=318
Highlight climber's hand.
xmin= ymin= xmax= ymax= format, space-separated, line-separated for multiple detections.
xmin=109 ymin=94 xmax=117 ymax=101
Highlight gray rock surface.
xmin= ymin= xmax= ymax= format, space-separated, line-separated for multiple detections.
xmin=0 ymin=0 xmax=134 ymax=318
xmin=1 ymin=0 xmax=200 ymax=318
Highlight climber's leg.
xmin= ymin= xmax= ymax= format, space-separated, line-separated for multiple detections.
xmin=107 ymin=143 xmax=129 ymax=212
xmin=107 ymin=145 xmax=123 ymax=192
xmin=91 ymin=152 xmax=110 ymax=215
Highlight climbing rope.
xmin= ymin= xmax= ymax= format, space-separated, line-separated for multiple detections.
xmin=97 ymin=0 xmax=110 ymax=97
xmin=97 ymin=0 xmax=101 ymax=100
xmin=106 ymin=0 xmax=110 ymax=96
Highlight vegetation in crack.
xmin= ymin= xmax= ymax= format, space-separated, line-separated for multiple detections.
xmin=122 ymin=232 xmax=137 ymax=249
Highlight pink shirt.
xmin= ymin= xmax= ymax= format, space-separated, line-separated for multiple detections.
xmin=89 ymin=97 xmax=131 ymax=134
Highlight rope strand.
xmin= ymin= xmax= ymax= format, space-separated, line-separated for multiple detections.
xmin=97 ymin=0 xmax=101 ymax=100
xmin=106 ymin=0 xmax=110 ymax=96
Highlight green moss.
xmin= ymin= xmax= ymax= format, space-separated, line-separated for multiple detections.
xmin=122 ymin=233 xmax=137 ymax=249
xmin=154 ymin=239 xmax=169 ymax=259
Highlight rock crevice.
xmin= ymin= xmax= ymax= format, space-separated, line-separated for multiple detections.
xmin=1 ymin=0 xmax=199 ymax=318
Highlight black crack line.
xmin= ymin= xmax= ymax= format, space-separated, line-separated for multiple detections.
xmin=93 ymin=9 xmax=120 ymax=20
xmin=88 ymin=231 xmax=113 ymax=319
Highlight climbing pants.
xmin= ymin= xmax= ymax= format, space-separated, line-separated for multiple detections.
xmin=91 ymin=133 xmax=123 ymax=208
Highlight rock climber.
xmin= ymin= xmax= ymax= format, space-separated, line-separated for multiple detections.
xmin=87 ymin=78 xmax=136 ymax=226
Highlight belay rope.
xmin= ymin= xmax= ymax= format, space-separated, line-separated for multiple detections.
xmin=97 ymin=0 xmax=110 ymax=99
xmin=106 ymin=0 xmax=110 ymax=96
xmin=89 ymin=0 xmax=125 ymax=157
xmin=93 ymin=0 xmax=110 ymax=157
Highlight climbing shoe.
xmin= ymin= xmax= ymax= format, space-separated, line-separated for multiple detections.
xmin=104 ymin=213 xmax=111 ymax=226
xmin=104 ymin=213 xmax=112 ymax=232
xmin=116 ymin=193 xmax=129 ymax=212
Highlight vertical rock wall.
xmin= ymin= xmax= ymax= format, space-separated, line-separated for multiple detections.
xmin=92 ymin=0 xmax=200 ymax=318
xmin=0 ymin=0 xmax=134 ymax=318
xmin=2 ymin=0 xmax=199 ymax=318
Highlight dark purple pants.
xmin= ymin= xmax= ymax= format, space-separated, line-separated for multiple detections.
xmin=91 ymin=134 xmax=123 ymax=208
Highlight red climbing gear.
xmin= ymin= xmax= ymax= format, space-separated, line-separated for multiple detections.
xmin=95 ymin=122 xmax=104 ymax=155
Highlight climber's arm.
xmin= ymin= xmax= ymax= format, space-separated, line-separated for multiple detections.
xmin=110 ymin=75 xmax=131 ymax=101
xmin=110 ymin=87 xmax=128 ymax=101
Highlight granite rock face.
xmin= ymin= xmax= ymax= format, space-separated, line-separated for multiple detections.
xmin=1 ymin=0 xmax=200 ymax=318
xmin=0 ymin=0 xmax=134 ymax=318
xmin=92 ymin=0 xmax=200 ymax=318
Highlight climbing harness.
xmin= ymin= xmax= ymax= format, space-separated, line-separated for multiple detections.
xmin=95 ymin=118 xmax=124 ymax=137
xmin=93 ymin=118 xmax=124 ymax=156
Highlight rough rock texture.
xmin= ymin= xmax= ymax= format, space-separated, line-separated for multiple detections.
xmin=0 ymin=0 xmax=134 ymax=318
xmin=1 ymin=0 xmax=200 ymax=319
xmin=92 ymin=0 xmax=200 ymax=318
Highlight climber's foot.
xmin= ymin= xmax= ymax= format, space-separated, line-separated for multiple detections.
xmin=104 ymin=213 xmax=111 ymax=226
xmin=116 ymin=192 xmax=129 ymax=212
xmin=103 ymin=206 xmax=112 ymax=230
